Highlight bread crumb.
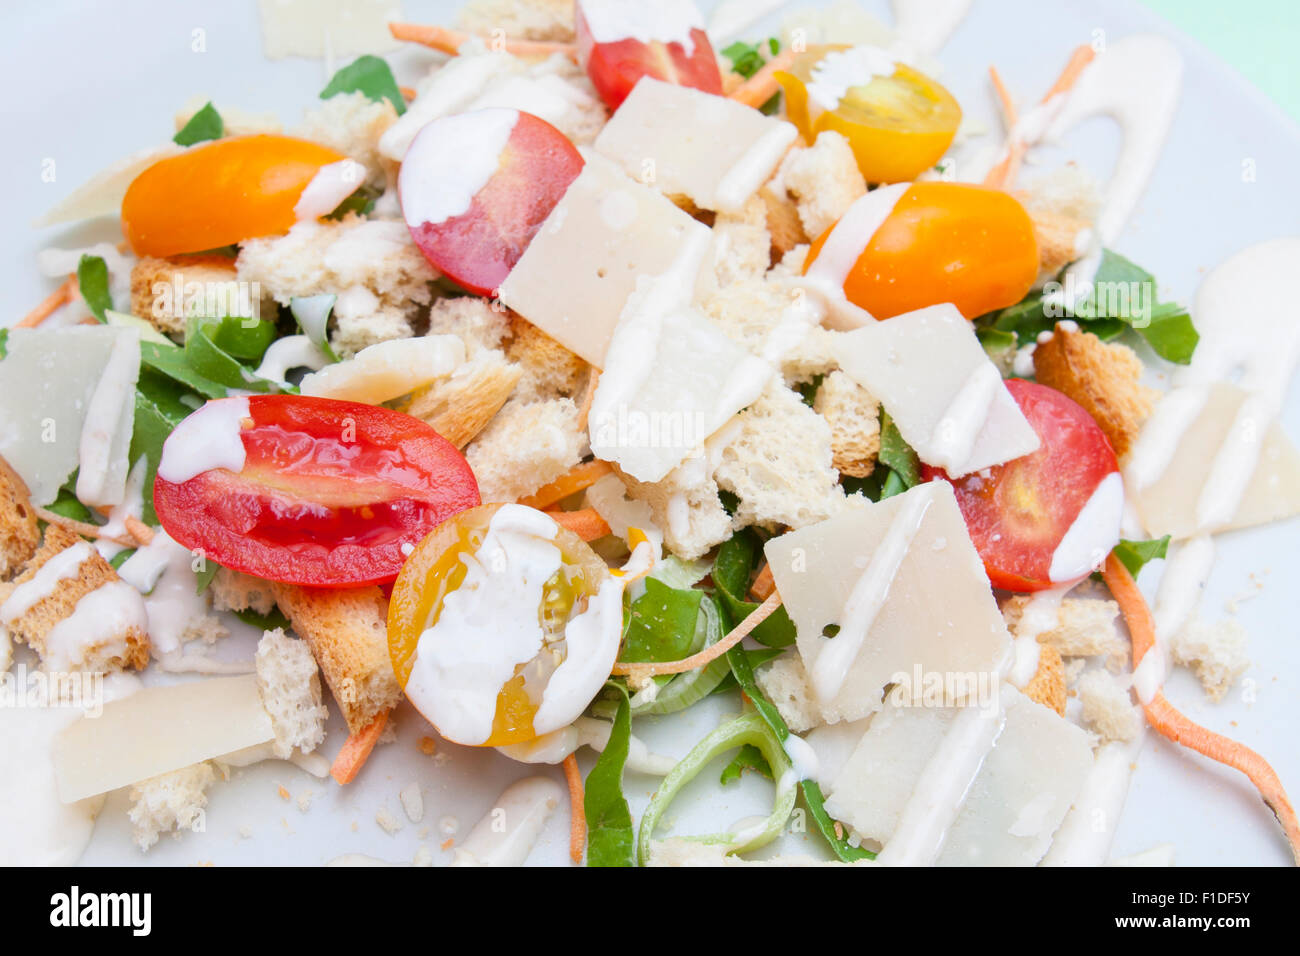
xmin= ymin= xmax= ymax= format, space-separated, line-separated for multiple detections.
xmin=277 ymin=785 xmax=290 ymax=801
xmin=418 ymin=736 xmax=438 ymax=756
xmin=1172 ymin=618 xmax=1249 ymax=702
xmin=399 ymin=782 xmax=425 ymax=824
xmin=375 ymin=807 xmax=403 ymax=835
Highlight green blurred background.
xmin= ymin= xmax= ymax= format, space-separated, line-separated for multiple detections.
xmin=1143 ymin=0 xmax=1300 ymax=121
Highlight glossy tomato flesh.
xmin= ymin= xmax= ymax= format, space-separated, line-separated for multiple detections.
xmin=922 ymin=380 xmax=1120 ymax=592
xmin=402 ymin=111 xmax=583 ymax=297
xmin=153 ymin=396 xmax=480 ymax=587
xmin=576 ymin=5 xmax=722 ymax=110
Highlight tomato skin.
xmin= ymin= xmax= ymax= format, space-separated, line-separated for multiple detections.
xmin=401 ymin=111 xmax=583 ymax=296
xmin=154 ymin=396 xmax=480 ymax=588
xmin=806 ymin=181 xmax=1039 ymax=320
xmin=922 ymin=380 xmax=1120 ymax=592
xmin=122 ymin=135 xmax=348 ymax=257
xmin=576 ymin=4 xmax=722 ymax=110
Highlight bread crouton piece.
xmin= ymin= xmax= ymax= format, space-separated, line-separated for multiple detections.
xmin=427 ymin=296 xmax=513 ymax=356
xmin=271 ymin=584 xmax=399 ymax=734
xmin=456 ymin=0 xmax=576 ymax=42
xmin=1016 ymin=165 xmax=1101 ymax=277
xmin=754 ymin=654 xmax=859 ymax=732
xmin=700 ymin=275 xmax=839 ymax=387
xmin=813 ymin=370 xmax=880 ymax=478
xmin=702 ymin=195 xmax=774 ymax=291
xmin=1022 ymin=644 xmax=1067 ymax=716
xmin=128 ymin=762 xmax=217 ymax=851
xmin=1002 ymin=595 xmax=1128 ymax=667
xmin=2 ymin=526 xmax=149 ymax=672
xmin=505 ymin=314 xmax=588 ymax=402
xmin=1171 ymin=618 xmax=1249 ymax=702
xmin=294 ymin=91 xmax=399 ymax=189
xmin=760 ymin=186 xmax=809 ymax=258
xmin=615 ymin=460 xmax=733 ymax=561
xmin=1074 ymin=668 xmax=1143 ymax=743
xmin=465 ymin=398 xmax=586 ymax=503
xmin=209 ymin=568 xmax=277 ymax=617
xmin=255 ymin=628 xmax=329 ymax=758
xmin=405 ymin=349 xmax=522 ymax=448
xmin=129 ymin=254 xmax=250 ymax=337
xmin=1033 ymin=325 xmax=1159 ymax=460
xmin=776 ymin=131 xmax=867 ymax=240
xmin=714 ymin=382 xmax=845 ymax=530
xmin=0 ymin=457 xmax=40 ymax=579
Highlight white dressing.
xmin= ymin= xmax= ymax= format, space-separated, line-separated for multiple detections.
xmin=450 ymin=776 xmax=563 ymax=867
xmin=399 ymin=109 xmax=518 ymax=227
xmin=294 ymin=159 xmax=367 ymax=222
xmin=156 ymin=396 xmax=249 ymax=484
xmin=1048 ymin=471 xmax=1124 ymax=583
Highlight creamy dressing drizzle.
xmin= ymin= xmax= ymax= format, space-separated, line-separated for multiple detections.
xmin=294 ymin=159 xmax=366 ymax=222
xmin=450 ymin=777 xmax=563 ymax=866
xmin=1040 ymin=735 xmax=1145 ymax=866
xmin=42 ymin=580 xmax=147 ymax=671
xmin=0 ymin=541 xmax=94 ymax=624
xmin=399 ymin=109 xmax=519 ymax=228
xmin=1048 ymin=471 xmax=1124 ymax=583
xmin=1133 ymin=534 xmax=1214 ymax=703
xmin=1007 ymin=585 xmax=1071 ymax=688
xmin=929 ymin=361 xmax=1002 ymax=474
xmin=156 ymin=396 xmax=249 ymax=484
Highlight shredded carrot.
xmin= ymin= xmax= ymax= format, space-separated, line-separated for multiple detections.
xmin=519 ymin=460 xmax=613 ymax=511
xmin=389 ymin=22 xmax=576 ymax=59
xmin=546 ymin=507 xmax=611 ymax=542
xmin=988 ymin=65 xmax=1017 ymax=128
xmin=562 ymin=752 xmax=586 ymax=864
xmin=728 ymin=50 xmax=796 ymax=109
xmin=34 ymin=507 xmax=134 ymax=548
xmin=17 ymin=276 xmax=77 ymax=329
xmin=749 ymin=563 xmax=776 ymax=601
xmin=399 ymin=85 xmax=417 ymax=101
xmin=124 ymin=516 xmax=154 ymax=546
xmin=1103 ymin=553 xmax=1300 ymax=864
xmin=330 ymin=711 xmax=389 ymax=785
xmin=1042 ymin=44 xmax=1097 ymax=102
xmin=612 ymin=590 xmax=783 ymax=678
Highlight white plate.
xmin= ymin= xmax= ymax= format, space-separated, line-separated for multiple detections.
xmin=5 ymin=0 xmax=1298 ymax=867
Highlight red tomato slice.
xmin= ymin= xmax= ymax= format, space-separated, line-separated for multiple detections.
xmin=576 ymin=2 xmax=722 ymax=110
xmin=922 ymin=380 xmax=1122 ymax=592
xmin=400 ymin=109 xmax=583 ymax=297
xmin=153 ymin=396 xmax=480 ymax=588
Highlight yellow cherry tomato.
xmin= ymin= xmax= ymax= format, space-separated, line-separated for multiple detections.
xmin=121 ymin=134 xmax=347 ymax=256
xmin=387 ymin=503 xmax=610 ymax=747
xmin=805 ymin=181 xmax=1039 ymax=319
xmin=777 ymin=46 xmax=961 ymax=184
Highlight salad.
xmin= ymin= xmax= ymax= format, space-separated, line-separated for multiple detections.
xmin=2 ymin=0 xmax=1299 ymax=869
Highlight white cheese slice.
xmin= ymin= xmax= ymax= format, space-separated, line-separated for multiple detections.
xmin=764 ymin=481 xmax=1010 ymax=724
xmin=256 ymin=0 xmax=401 ymax=60
xmin=0 ymin=327 xmax=122 ymax=505
xmin=33 ymin=144 xmax=185 ymax=228
xmin=833 ymin=304 xmax=1040 ymax=476
xmin=594 ymin=77 xmax=799 ymax=214
xmin=1128 ymin=382 xmax=1300 ymax=539
xmin=497 ymin=152 xmax=713 ymax=368
xmin=299 ymin=335 xmax=465 ymax=405
xmin=75 ymin=328 xmax=141 ymax=509
xmin=52 ymin=675 xmax=275 ymax=803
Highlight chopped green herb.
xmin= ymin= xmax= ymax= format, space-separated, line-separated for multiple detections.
xmin=173 ymin=102 xmax=224 ymax=146
xmin=76 ymin=254 xmax=113 ymax=321
xmin=321 ymin=54 xmax=407 ymax=115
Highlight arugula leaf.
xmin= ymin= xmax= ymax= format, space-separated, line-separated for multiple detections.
xmin=77 ymin=254 xmax=113 ymax=321
xmin=326 ymin=184 xmax=381 ymax=221
xmin=44 ymin=485 xmax=94 ymax=523
xmin=109 ymin=548 xmax=137 ymax=570
xmin=584 ymin=684 xmax=635 ymax=867
xmin=620 ymin=578 xmax=703 ymax=664
xmin=1113 ymin=536 xmax=1170 ymax=579
xmin=185 ymin=317 xmax=276 ymax=392
xmin=632 ymin=595 xmax=733 ymax=716
xmin=796 ymin=373 xmax=824 ymax=408
xmin=130 ymin=390 xmax=186 ymax=525
xmin=712 ymin=529 xmax=797 ymax=647
xmin=1138 ymin=302 xmax=1199 ymax=365
xmin=720 ymin=743 xmax=772 ymax=786
xmin=140 ymin=341 xmax=227 ymax=399
xmin=194 ymin=557 xmax=221 ymax=594
xmin=234 ymin=606 xmax=293 ymax=631
xmin=173 ymin=102 xmax=224 ymax=146
xmin=321 ymin=54 xmax=406 ymax=115
xmin=877 ymin=411 xmax=919 ymax=490
xmin=203 ymin=315 xmax=278 ymax=363
xmin=721 ymin=38 xmax=778 ymax=79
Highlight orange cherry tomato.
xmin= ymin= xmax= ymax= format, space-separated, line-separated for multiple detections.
xmin=805 ymin=181 xmax=1039 ymax=319
xmin=121 ymin=134 xmax=348 ymax=256
xmin=776 ymin=46 xmax=961 ymax=184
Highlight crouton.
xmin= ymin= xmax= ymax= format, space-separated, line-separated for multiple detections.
xmin=776 ymin=130 xmax=867 ymax=240
xmin=1171 ymin=617 xmax=1249 ymax=702
xmin=456 ymin=0 xmax=576 ymax=42
xmin=209 ymin=567 xmax=277 ymax=617
xmin=813 ymin=370 xmax=880 ymax=478
xmin=700 ymin=275 xmax=834 ymax=386
xmin=1033 ymin=324 xmax=1159 ymax=459
xmin=1 ymin=526 xmax=149 ymax=672
xmin=128 ymin=762 xmax=216 ymax=851
xmin=255 ymin=628 xmax=328 ymax=758
xmin=1075 ymin=668 xmax=1143 ymax=743
xmin=271 ymin=583 xmax=400 ymax=734
xmin=505 ymin=313 xmax=588 ymax=402
xmin=1022 ymin=644 xmax=1067 ymax=716
xmin=294 ymin=91 xmax=399 ymax=189
xmin=615 ymin=459 xmax=733 ymax=561
xmin=129 ymin=254 xmax=253 ymax=336
xmin=1002 ymin=595 xmax=1128 ymax=667
xmin=701 ymin=194 xmax=774 ymax=292
xmin=754 ymin=654 xmax=858 ymax=732
xmin=714 ymin=382 xmax=845 ymax=530
xmin=760 ymin=185 xmax=809 ymax=258
xmin=466 ymin=398 xmax=586 ymax=503
xmin=0 ymin=457 xmax=40 ymax=580
xmin=427 ymin=296 xmax=513 ymax=356
xmin=175 ymin=96 xmax=282 ymax=136
xmin=1016 ymin=165 xmax=1101 ymax=276
xmin=404 ymin=349 xmax=522 ymax=448
xmin=0 ymin=625 xmax=10 ymax=674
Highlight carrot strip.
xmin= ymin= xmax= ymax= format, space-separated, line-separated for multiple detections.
xmin=17 ymin=276 xmax=77 ymax=328
xmin=1103 ymin=553 xmax=1300 ymax=864
xmin=124 ymin=516 xmax=154 ymax=546
xmin=389 ymin=22 xmax=576 ymax=59
xmin=729 ymin=50 xmax=796 ymax=109
xmin=34 ymin=508 xmax=134 ymax=548
xmin=562 ymin=752 xmax=586 ymax=865
xmin=546 ymin=507 xmax=611 ymax=542
xmin=749 ymin=563 xmax=776 ymax=601
xmin=519 ymin=460 xmax=613 ymax=510
xmin=612 ymin=590 xmax=783 ymax=678
xmin=1043 ymin=44 xmax=1096 ymax=102
xmin=989 ymin=65 xmax=1018 ymax=128
xmin=330 ymin=711 xmax=389 ymax=785
xmin=399 ymin=85 xmax=417 ymax=101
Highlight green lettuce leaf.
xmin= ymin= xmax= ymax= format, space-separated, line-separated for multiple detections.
xmin=77 ymin=255 xmax=113 ymax=321
xmin=1113 ymin=536 xmax=1170 ymax=579
xmin=173 ymin=102 xmax=224 ymax=146
xmin=712 ymin=529 xmax=797 ymax=647
xmin=321 ymin=55 xmax=406 ymax=115
xmin=619 ymin=578 xmax=703 ymax=664
xmin=584 ymin=684 xmax=635 ymax=867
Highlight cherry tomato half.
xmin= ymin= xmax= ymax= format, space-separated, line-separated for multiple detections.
xmin=922 ymin=379 xmax=1122 ymax=592
xmin=153 ymin=395 xmax=480 ymax=587
xmin=400 ymin=109 xmax=583 ymax=297
xmin=576 ymin=0 xmax=723 ymax=110
xmin=388 ymin=503 xmax=611 ymax=747
xmin=776 ymin=45 xmax=961 ymax=184
xmin=122 ymin=135 xmax=351 ymax=257
xmin=805 ymin=181 xmax=1039 ymax=320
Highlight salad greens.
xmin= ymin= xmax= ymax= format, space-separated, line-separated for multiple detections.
xmin=1113 ymin=536 xmax=1171 ymax=579
xmin=619 ymin=578 xmax=703 ymax=664
xmin=77 ymin=254 xmax=113 ymax=321
xmin=320 ymin=55 xmax=407 ymax=116
xmin=711 ymin=529 xmax=796 ymax=647
xmin=584 ymin=684 xmax=636 ymax=867
xmin=720 ymin=743 xmax=771 ymax=785
xmin=173 ymin=102 xmax=224 ymax=146
xmin=720 ymin=37 xmax=783 ymax=114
